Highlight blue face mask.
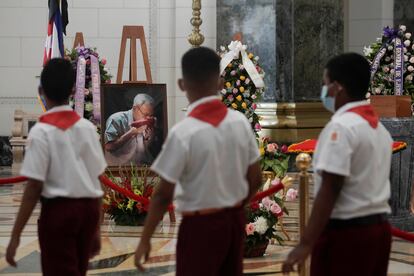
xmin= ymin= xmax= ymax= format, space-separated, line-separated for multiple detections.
xmin=320 ymin=85 xmax=335 ymax=113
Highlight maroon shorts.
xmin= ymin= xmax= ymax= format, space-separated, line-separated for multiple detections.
xmin=38 ymin=197 xmax=100 ymax=276
xmin=176 ymin=207 xmax=246 ymax=276
xmin=311 ymin=215 xmax=391 ymax=276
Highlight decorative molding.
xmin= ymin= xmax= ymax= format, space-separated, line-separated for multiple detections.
xmin=0 ymin=97 xmax=39 ymax=105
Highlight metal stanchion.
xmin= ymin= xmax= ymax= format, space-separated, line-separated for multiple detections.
xmin=296 ymin=153 xmax=312 ymax=276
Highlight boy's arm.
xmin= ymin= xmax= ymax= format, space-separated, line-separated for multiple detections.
xmin=244 ymin=161 xmax=262 ymax=205
xmin=6 ymin=179 xmax=43 ymax=267
xmin=134 ymin=178 xmax=175 ymax=271
xmin=282 ymin=171 xmax=344 ymax=273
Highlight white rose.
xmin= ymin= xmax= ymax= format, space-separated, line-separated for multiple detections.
xmin=383 ymin=66 xmax=390 ymax=73
xmin=410 ymin=57 xmax=414 ymax=64
xmin=390 ymin=69 xmax=395 ymax=75
xmin=253 ymin=216 xmax=268 ymax=235
xmin=404 ymin=48 xmax=408 ymax=53
xmin=376 ymin=37 xmax=382 ymax=42
xmin=405 ymin=40 xmax=411 ymax=47
xmin=388 ymin=46 xmax=394 ymax=51
xmin=405 ymin=55 xmax=409 ymax=62
xmin=220 ymin=46 xmax=225 ymax=51
xmin=406 ymin=75 xmax=413 ymax=81
xmin=406 ymin=33 xmax=412 ymax=39
xmin=220 ymin=89 xmax=227 ymax=95
xmin=367 ymin=98 xmax=371 ymax=103
xmin=408 ymin=66 xmax=414 ymax=72
xmin=400 ymin=25 xmax=407 ymax=32
xmin=375 ymin=88 xmax=382 ymax=94
xmin=365 ymin=93 xmax=371 ymax=99
xmin=412 ymin=44 xmax=414 ymax=50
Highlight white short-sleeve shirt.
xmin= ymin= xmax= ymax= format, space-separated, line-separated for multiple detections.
xmin=151 ymin=96 xmax=260 ymax=212
xmin=20 ymin=105 xmax=107 ymax=198
xmin=313 ymin=101 xmax=393 ymax=219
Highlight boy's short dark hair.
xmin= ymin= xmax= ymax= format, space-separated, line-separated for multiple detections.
xmin=41 ymin=58 xmax=75 ymax=103
xmin=325 ymin=53 xmax=371 ymax=100
xmin=181 ymin=47 xmax=220 ymax=83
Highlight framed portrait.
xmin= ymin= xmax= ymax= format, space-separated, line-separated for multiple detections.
xmin=100 ymin=83 xmax=167 ymax=168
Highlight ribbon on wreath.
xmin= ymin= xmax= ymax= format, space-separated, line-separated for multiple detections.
xmin=90 ymin=55 xmax=101 ymax=122
xmin=219 ymin=41 xmax=265 ymax=88
xmin=370 ymin=27 xmax=404 ymax=96
xmin=74 ymin=55 xmax=86 ymax=116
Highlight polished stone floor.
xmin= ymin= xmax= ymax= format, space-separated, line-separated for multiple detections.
xmin=0 ymin=167 xmax=413 ymax=275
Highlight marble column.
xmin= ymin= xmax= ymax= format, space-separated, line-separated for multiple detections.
xmin=217 ymin=0 xmax=344 ymax=103
xmin=381 ymin=118 xmax=414 ymax=231
xmin=394 ymin=0 xmax=414 ymax=33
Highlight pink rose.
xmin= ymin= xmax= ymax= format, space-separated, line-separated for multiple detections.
xmin=106 ymin=79 xmax=112 ymax=84
xmin=246 ymin=223 xmax=255 ymax=235
xmin=233 ymin=88 xmax=238 ymax=94
xmin=270 ymin=203 xmax=282 ymax=215
xmin=252 ymin=103 xmax=257 ymax=110
xmin=261 ymin=197 xmax=272 ymax=210
xmin=245 ymin=78 xmax=251 ymax=84
xmin=236 ymin=80 xmax=241 ymax=86
xmin=101 ymin=58 xmax=107 ymax=65
xmin=254 ymin=123 xmax=261 ymax=131
xmin=231 ymin=70 xmax=237 ymax=76
xmin=286 ymin=188 xmax=298 ymax=202
xmin=84 ymin=88 xmax=90 ymax=95
xmin=281 ymin=145 xmax=288 ymax=153
xmin=271 ymin=178 xmax=281 ymax=186
xmin=227 ymin=95 xmax=234 ymax=101
xmin=266 ymin=143 xmax=278 ymax=153
xmin=251 ymin=94 xmax=257 ymax=99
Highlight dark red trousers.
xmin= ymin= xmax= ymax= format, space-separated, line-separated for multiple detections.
xmin=38 ymin=197 xmax=100 ymax=276
xmin=176 ymin=207 xmax=246 ymax=276
xmin=311 ymin=221 xmax=391 ymax=276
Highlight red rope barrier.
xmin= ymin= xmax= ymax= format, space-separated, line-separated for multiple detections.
xmin=2 ymin=175 xmax=414 ymax=242
xmin=251 ymin=183 xmax=284 ymax=203
xmin=391 ymin=227 xmax=414 ymax=242
xmin=0 ymin=176 xmax=28 ymax=185
xmin=99 ymin=175 xmax=174 ymax=212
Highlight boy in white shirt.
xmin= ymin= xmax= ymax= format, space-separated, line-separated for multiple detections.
xmin=6 ymin=58 xmax=107 ymax=276
xmin=282 ymin=53 xmax=393 ymax=276
xmin=134 ymin=47 xmax=262 ymax=275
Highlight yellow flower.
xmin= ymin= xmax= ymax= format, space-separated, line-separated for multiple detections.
xmin=225 ymin=82 xmax=232 ymax=88
xmin=259 ymin=147 xmax=265 ymax=156
xmin=248 ymin=53 xmax=254 ymax=59
xmin=236 ymin=95 xmax=242 ymax=101
xmin=227 ymin=63 xmax=233 ymax=68
xmin=239 ymin=86 xmax=245 ymax=93
xmin=231 ymin=103 xmax=238 ymax=109
xmin=241 ymin=102 xmax=247 ymax=109
xmin=240 ymin=75 xmax=246 ymax=81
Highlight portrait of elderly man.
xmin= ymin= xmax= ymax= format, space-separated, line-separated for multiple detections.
xmin=104 ymin=94 xmax=159 ymax=166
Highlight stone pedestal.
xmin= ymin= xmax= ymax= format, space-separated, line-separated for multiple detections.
xmin=381 ymin=118 xmax=414 ymax=231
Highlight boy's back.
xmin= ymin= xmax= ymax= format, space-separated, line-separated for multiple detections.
xmin=21 ymin=105 xmax=106 ymax=198
xmin=152 ymin=96 xmax=259 ymax=212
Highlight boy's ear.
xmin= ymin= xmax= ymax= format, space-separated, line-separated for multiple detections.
xmin=178 ymin=79 xmax=186 ymax=92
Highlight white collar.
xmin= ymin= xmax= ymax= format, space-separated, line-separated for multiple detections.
xmin=186 ymin=95 xmax=221 ymax=115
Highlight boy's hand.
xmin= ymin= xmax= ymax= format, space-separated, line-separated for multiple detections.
xmin=282 ymin=243 xmax=312 ymax=274
xmin=6 ymin=236 xmax=20 ymax=267
xmin=134 ymin=239 xmax=151 ymax=272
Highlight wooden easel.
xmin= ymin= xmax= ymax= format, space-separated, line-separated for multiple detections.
xmin=116 ymin=26 xmax=152 ymax=84
xmin=73 ymin=32 xmax=85 ymax=48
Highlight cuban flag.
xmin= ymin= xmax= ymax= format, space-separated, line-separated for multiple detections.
xmin=43 ymin=0 xmax=68 ymax=65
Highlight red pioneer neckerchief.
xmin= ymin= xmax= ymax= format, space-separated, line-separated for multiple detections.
xmin=39 ymin=111 xmax=81 ymax=130
xmin=347 ymin=104 xmax=379 ymax=129
xmin=188 ymin=99 xmax=228 ymax=127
